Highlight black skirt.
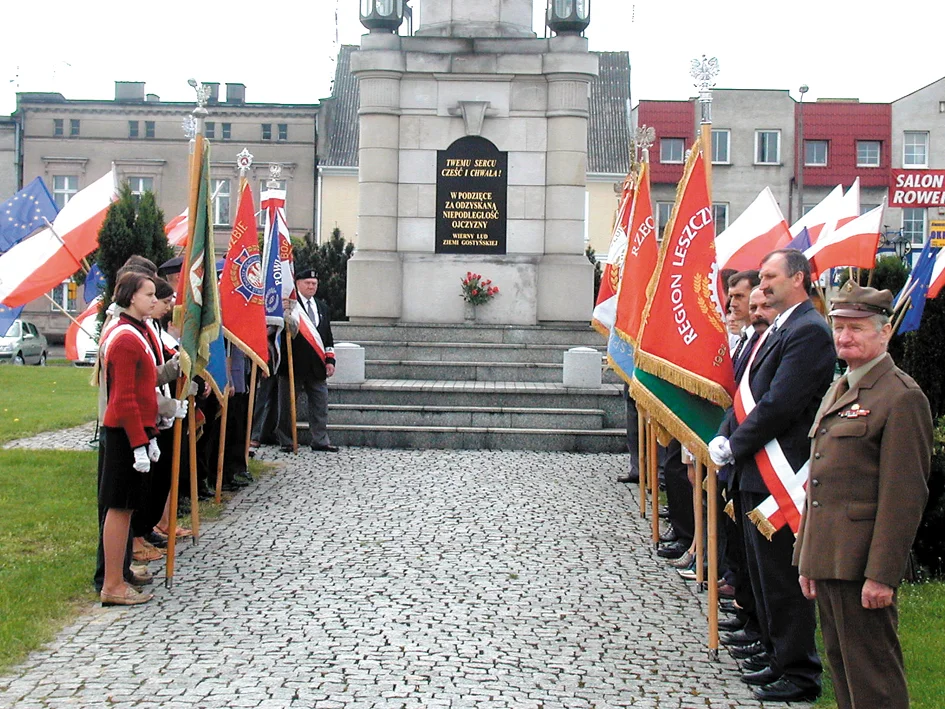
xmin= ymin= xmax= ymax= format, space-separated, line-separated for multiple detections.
xmin=99 ymin=426 xmax=151 ymax=511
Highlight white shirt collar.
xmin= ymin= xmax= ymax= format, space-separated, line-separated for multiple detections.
xmin=773 ymin=302 xmax=802 ymax=330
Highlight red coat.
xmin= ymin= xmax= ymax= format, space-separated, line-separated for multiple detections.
xmin=102 ymin=314 xmax=159 ymax=449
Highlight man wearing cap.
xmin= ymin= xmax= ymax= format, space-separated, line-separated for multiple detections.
xmin=795 ymin=281 xmax=932 ymax=709
xmin=281 ymin=269 xmax=338 ymax=452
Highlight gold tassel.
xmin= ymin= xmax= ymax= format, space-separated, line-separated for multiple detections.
xmin=628 ymin=379 xmax=709 ymax=461
xmin=747 ymin=509 xmax=777 ymax=541
xmin=634 ymin=349 xmax=733 ymax=409
xmin=724 ymin=500 xmax=735 ymax=520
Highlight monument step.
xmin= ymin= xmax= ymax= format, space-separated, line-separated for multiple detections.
xmin=327 ymin=403 xmax=606 ymax=430
xmin=333 ymin=322 xmax=607 ymax=346
xmin=328 ymin=379 xmax=625 ymax=428
xmin=365 ymin=359 xmax=621 ymax=384
xmin=297 ymin=421 xmax=627 ymax=453
xmin=345 ymin=340 xmax=599 ymax=364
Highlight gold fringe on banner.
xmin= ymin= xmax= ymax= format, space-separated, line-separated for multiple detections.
xmin=724 ymin=499 xmax=735 ymax=521
xmin=591 ymin=320 xmax=611 ymax=338
xmin=629 ymin=376 xmax=708 ymax=462
xmin=747 ymin=509 xmax=778 ymax=541
xmin=633 ymin=335 xmax=733 ymax=409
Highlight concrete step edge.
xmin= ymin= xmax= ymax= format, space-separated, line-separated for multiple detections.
xmin=316 ymin=423 xmax=627 ymax=436
xmin=328 ymin=404 xmax=606 ymax=415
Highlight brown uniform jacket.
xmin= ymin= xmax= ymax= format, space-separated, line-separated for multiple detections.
xmin=794 ymin=354 xmax=932 ymax=588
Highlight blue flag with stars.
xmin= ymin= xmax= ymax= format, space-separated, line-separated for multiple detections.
xmin=83 ymin=263 xmax=107 ymax=303
xmin=0 ymin=177 xmax=59 ymax=253
xmin=0 ymin=303 xmax=23 ymax=337
xmin=896 ymin=237 xmax=940 ymax=334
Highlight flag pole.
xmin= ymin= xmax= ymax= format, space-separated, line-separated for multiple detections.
xmin=692 ymin=453 xmax=704 ymax=587
xmin=705 ymin=457 xmax=720 ymax=655
xmin=166 ymin=80 xmax=211 ymax=588
xmin=40 ymin=217 xmax=91 ymax=275
xmin=638 ymin=406 xmax=647 ymax=518
xmin=649 ymin=421 xmax=659 ymax=546
xmin=42 ymin=292 xmax=98 ymax=339
xmin=214 ymin=383 xmax=231 ymax=504
xmin=245 ymin=364 xmax=258 ymax=466
xmin=286 ymin=332 xmax=299 ymax=454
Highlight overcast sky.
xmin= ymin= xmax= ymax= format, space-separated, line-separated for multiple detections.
xmin=3 ymin=0 xmax=941 ymax=116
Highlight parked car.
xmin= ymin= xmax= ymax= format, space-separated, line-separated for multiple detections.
xmin=0 ymin=319 xmax=49 ymax=365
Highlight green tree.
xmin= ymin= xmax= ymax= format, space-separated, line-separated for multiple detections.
xmin=294 ymin=227 xmax=355 ymax=321
xmin=94 ymin=183 xmax=174 ymax=315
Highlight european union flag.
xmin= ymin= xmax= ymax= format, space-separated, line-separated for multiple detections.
xmin=83 ymin=263 xmax=107 ymax=303
xmin=0 ymin=303 xmax=24 ymax=337
xmin=785 ymin=226 xmax=811 ymax=252
xmin=0 ymin=178 xmax=59 ymax=252
xmin=896 ymin=237 xmax=940 ymax=334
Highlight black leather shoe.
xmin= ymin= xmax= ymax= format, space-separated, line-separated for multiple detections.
xmin=741 ymin=667 xmax=780 ymax=686
xmin=721 ymin=629 xmax=761 ymax=646
xmin=234 ymin=471 xmax=254 ymax=484
xmin=616 ymin=473 xmax=639 ymax=483
xmin=659 ymin=526 xmax=679 ymax=543
xmin=741 ymin=652 xmax=771 ymax=672
xmin=751 ymin=678 xmax=820 ymax=702
xmin=717 ymin=615 xmax=746 ymax=632
xmin=656 ymin=540 xmax=688 ymax=559
xmin=280 ymin=444 xmax=294 ymax=453
xmin=729 ymin=641 xmax=766 ymax=659
xmin=658 ymin=505 xmax=670 ymax=519
xmin=312 ymin=444 xmax=339 ymax=452
xmin=718 ymin=599 xmax=740 ymax=614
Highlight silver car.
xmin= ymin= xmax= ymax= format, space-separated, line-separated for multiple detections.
xmin=0 ymin=319 xmax=49 ymax=365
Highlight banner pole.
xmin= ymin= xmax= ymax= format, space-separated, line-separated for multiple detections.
xmin=42 ymin=292 xmax=98 ymax=339
xmin=638 ymin=408 xmax=647 ymax=518
xmin=165 ymin=378 xmax=185 ymax=589
xmin=649 ymin=422 xmax=659 ymax=546
xmin=693 ymin=455 xmax=704 ymax=587
xmin=244 ymin=364 xmax=258 ymax=467
xmin=214 ymin=385 xmax=230 ymax=504
xmin=188 ymin=393 xmax=200 ymax=542
xmin=706 ymin=458 xmax=720 ymax=655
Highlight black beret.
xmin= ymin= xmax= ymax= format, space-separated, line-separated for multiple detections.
xmin=296 ymin=269 xmax=319 ymax=281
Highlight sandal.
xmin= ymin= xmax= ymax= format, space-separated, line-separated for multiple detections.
xmin=155 ymin=525 xmax=193 ymax=539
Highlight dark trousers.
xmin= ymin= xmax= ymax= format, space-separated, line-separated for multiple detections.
xmin=250 ymin=372 xmax=282 ymax=444
xmin=818 ymin=580 xmax=908 ymax=709
xmin=222 ymin=392 xmax=249 ymax=477
xmin=728 ymin=494 xmax=762 ymax=639
xmin=740 ymin=490 xmax=821 ymax=691
xmin=624 ymin=385 xmax=639 ymax=478
xmin=662 ymin=439 xmax=694 ymax=546
xmin=275 ymin=375 xmax=331 ymax=448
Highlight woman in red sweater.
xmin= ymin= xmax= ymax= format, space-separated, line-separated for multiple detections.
xmin=99 ymin=271 xmax=160 ymax=606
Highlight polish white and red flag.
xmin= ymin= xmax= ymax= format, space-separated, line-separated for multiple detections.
xmin=65 ymin=295 xmax=103 ymax=361
xmin=927 ymin=249 xmax=945 ymax=299
xmin=0 ymin=171 xmax=118 ymax=306
xmin=714 ymin=187 xmax=791 ymax=273
xmin=165 ymin=208 xmax=189 ymax=247
xmin=789 ymin=184 xmax=842 ymax=244
xmin=592 ymin=176 xmax=634 ymax=335
xmin=804 ymin=202 xmax=884 ymax=280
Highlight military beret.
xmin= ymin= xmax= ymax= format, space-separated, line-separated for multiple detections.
xmin=829 ymin=280 xmax=894 ymax=318
xmin=158 ymin=255 xmax=183 ymax=275
xmin=296 ymin=269 xmax=319 ymax=281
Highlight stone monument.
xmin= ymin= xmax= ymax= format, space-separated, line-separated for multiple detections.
xmin=348 ymin=0 xmax=597 ymax=326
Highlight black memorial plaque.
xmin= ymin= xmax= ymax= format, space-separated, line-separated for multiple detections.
xmin=435 ymin=136 xmax=508 ymax=254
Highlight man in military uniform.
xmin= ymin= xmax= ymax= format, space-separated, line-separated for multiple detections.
xmin=795 ymin=281 xmax=932 ymax=709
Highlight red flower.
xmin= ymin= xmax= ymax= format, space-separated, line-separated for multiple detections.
xmin=471 ymin=289 xmax=479 ymax=296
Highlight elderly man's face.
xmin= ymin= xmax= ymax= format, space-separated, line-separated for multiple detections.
xmin=832 ymin=316 xmax=891 ymax=369
xmin=296 ymin=277 xmax=318 ymax=299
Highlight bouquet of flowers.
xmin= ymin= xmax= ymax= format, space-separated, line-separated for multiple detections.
xmin=460 ymin=272 xmax=499 ymax=306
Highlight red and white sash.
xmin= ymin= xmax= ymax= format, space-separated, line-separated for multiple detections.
xmin=732 ymin=326 xmax=809 ymax=538
xmin=296 ymin=305 xmax=331 ymax=365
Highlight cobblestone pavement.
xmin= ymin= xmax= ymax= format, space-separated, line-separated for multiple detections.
xmin=0 ymin=429 xmax=811 ymax=708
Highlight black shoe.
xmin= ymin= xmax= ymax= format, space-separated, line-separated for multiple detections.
xmin=280 ymin=444 xmax=294 ymax=453
xmin=659 ymin=526 xmax=679 ymax=543
xmin=234 ymin=471 xmax=254 ymax=484
xmin=729 ymin=641 xmax=766 ymax=659
xmin=741 ymin=652 xmax=772 ymax=672
xmin=656 ymin=540 xmax=689 ymax=559
xmin=658 ymin=505 xmax=670 ymax=519
xmin=220 ymin=481 xmax=241 ymax=492
xmin=718 ymin=599 xmax=739 ymax=614
xmin=144 ymin=531 xmax=167 ymax=549
xmin=721 ymin=629 xmax=761 ymax=646
xmin=616 ymin=473 xmax=639 ymax=483
xmin=751 ymin=678 xmax=820 ymax=703
xmin=312 ymin=444 xmax=339 ymax=452
xmin=178 ymin=498 xmax=191 ymax=516
xmin=741 ymin=667 xmax=780 ymax=686
xmin=717 ymin=615 xmax=746 ymax=632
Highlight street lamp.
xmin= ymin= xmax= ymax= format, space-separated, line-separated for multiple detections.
xmin=359 ymin=0 xmax=405 ymax=33
xmin=797 ymin=84 xmax=809 ymax=223
xmin=546 ymin=0 xmax=591 ymax=35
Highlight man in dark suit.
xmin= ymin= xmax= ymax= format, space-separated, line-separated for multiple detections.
xmin=279 ymin=269 xmax=338 ymax=452
xmin=795 ymin=281 xmax=931 ymax=709
xmin=710 ymin=249 xmax=835 ymax=702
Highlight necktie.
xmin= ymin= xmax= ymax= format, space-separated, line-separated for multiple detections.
xmin=831 ymin=375 xmax=849 ymax=406
xmin=732 ymin=332 xmax=748 ymax=363
xmin=306 ymin=299 xmax=317 ymax=326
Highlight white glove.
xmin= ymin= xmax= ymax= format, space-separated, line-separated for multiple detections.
xmin=187 ymin=380 xmax=199 ymax=397
xmin=158 ymin=417 xmax=174 ymax=430
xmin=147 ymin=439 xmax=161 ymax=462
xmin=168 ymin=352 xmax=181 ymax=374
xmin=173 ymin=399 xmax=189 ymax=419
xmin=133 ymin=446 xmax=151 ymax=473
xmin=708 ymin=436 xmax=734 ymax=466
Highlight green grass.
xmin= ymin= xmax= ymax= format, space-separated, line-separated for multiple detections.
xmin=0 ymin=366 xmax=97 ymax=444
xmin=814 ymin=580 xmax=945 ymax=708
xmin=0 ymin=450 xmax=98 ymax=672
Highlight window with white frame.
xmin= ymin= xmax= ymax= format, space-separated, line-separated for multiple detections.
xmin=50 ymin=280 xmax=77 ymax=313
xmin=52 ymin=175 xmax=78 ymax=209
xmin=129 ymin=120 xmax=139 ymax=139
xmin=712 ymin=130 xmax=730 ymax=164
xmin=755 ymin=130 xmax=780 ymax=164
xmin=212 ymin=179 xmax=231 ymax=226
xmin=69 ymin=119 xmax=80 ymax=137
xmin=857 ymin=140 xmax=880 ymax=167
xmin=903 ymin=132 xmax=929 ymax=167
xmin=222 ymin=123 xmax=231 ymax=140
xmin=656 ymin=202 xmax=674 ymax=239
xmin=712 ymin=203 xmax=728 ymax=232
xmin=660 ymin=138 xmax=685 ymax=164
xmin=805 ymin=140 xmax=828 ymax=166
xmin=127 ymin=176 xmax=153 ymax=200
xmin=205 ymin=121 xmax=216 ymax=139
xmin=278 ymin=123 xmax=288 ymax=141
xmin=902 ymin=208 xmax=926 ymax=245
xmin=145 ymin=121 xmax=155 ymax=139
xmin=53 ymin=119 xmax=64 ymax=137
